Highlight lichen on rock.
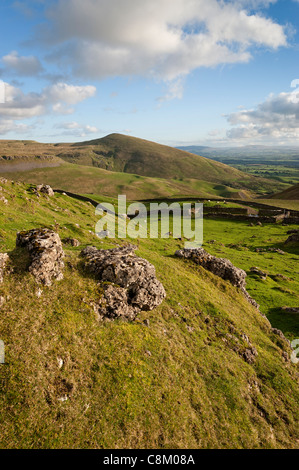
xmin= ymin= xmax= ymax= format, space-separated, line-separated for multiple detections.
xmin=36 ymin=185 xmax=55 ymax=197
xmin=175 ymin=248 xmax=261 ymax=311
xmin=176 ymin=248 xmax=247 ymax=287
xmin=0 ymin=253 xmax=9 ymax=284
xmin=63 ymin=238 xmax=80 ymax=247
xmin=81 ymin=244 xmax=166 ymax=321
xmin=16 ymin=228 xmax=64 ymax=286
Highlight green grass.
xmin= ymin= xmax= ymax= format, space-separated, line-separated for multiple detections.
xmin=0 ymin=161 xmax=286 ymax=202
xmin=0 ymin=162 xmax=252 ymax=200
xmin=252 ymin=199 xmax=299 ymax=211
xmin=235 ymin=165 xmax=299 ymax=186
xmin=0 ymin=163 xmax=203 ymax=200
xmin=200 ymin=219 xmax=299 ymax=339
xmin=202 ymin=200 xmax=249 ymax=209
xmin=0 ymin=179 xmax=298 ymax=449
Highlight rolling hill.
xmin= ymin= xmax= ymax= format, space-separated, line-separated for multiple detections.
xmin=0 ymin=134 xmax=285 ymax=198
xmin=1 ymin=162 xmax=261 ymax=201
xmin=269 ymin=183 xmax=299 ymax=200
xmin=72 ymin=134 xmax=247 ymax=182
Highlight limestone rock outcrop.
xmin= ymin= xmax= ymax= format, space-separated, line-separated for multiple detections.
xmin=271 ymin=327 xmax=291 ymax=346
xmin=63 ymin=238 xmax=80 ymax=247
xmin=16 ymin=228 xmax=64 ymax=286
xmin=36 ymin=185 xmax=55 ymax=197
xmin=175 ymin=248 xmax=260 ymax=310
xmin=81 ymin=244 xmax=166 ymax=321
xmin=0 ymin=253 xmax=9 ymax=284
xmin=176 ymin=248 xmax=247 ymax=288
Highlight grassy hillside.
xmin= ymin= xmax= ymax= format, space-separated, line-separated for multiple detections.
xmin=0 ymin=162 xmax=255 ymax=200
xmin=269 ymin=183 xmax=299 ymax=201
xmin=75 ymin=133 xmax=248 ymax=180
xmin=202 ymin=219 xmax=299 ymax=339
xmin=253 ymin=199 xmax=299 ymax=211
xmin=0 ymin=178 xmax=298 ymax=449
xmin=0 ymin=135 xmax=285 ymax=197
xmin=69 ymin=134 xmax=283 ymax=193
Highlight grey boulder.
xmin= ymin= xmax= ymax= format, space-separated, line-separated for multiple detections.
xmin=16 ymin=228 xmax=64 ymax=286
xmin=81 ymin=245 xmax=166 ymax=321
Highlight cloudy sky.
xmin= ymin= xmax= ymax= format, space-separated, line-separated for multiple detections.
xmin=0 ymin=0 xmax=299 ymax=146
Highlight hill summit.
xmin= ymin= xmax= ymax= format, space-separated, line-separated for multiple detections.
xmin=71 ymin=133 xmax=262 ymax=183
xmin=0 ymin=134 xmax=286 ymax=198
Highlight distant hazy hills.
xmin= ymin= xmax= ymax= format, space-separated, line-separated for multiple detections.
xmin=0 ymin=134 xmax=286 ymax=198
xmin=176 ymin=145 xmax=299 ymax=166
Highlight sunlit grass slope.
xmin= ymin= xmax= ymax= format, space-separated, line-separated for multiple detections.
xmin=0 ymin=179 xmax=298 ymax=449
xmin=0 ymin=162 xmax=250 ymax=200
xmin=269 ymin=183 xmax=299 ymax=201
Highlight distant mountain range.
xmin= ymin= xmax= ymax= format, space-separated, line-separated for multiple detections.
xmin=176 ymin=145 xmax=299 ymax=166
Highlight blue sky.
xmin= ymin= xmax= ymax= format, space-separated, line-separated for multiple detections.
xmin=0 ymin=0 xmax=299 ymax=146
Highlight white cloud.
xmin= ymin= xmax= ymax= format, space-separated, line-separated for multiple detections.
xmin=157 ymin=78 xmax=185 ymax=104
xmin=0 ymin=82 xmax=96 ymax=120
xmin=52 ymin=103 xmax=75 ymax=115
xmin=46 ymin=83 xmax=96 ymax=105
xmin=208 ymin=128 xmax=225 ymax=137
xmin=41 ymin=0 xmax=287 ymax=86
xmin=0 ymin=82 xmax=45 ymax=119
xmin=226 ymin=89 xmax=299 ymax=143
xmin=1 ymin=51 xmax=44 ymax=77
xmin=0 ymin=119 xmax=33 ymax=135
xmin=0 ymin=81 xmax=96 ymax=135
xmin=54 ymin=121 xmax=99 ymax=137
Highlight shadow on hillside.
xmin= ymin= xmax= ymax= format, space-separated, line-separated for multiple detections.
xmin=280 ymin=242 xmax=299 ymax=256
xmin=247 ymin=239 xmax=299 ymax=256
xmin=73 ymin=256 xmax=101 ymax=283
xmin=267 ymin=307 xmax=299 ymax=339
